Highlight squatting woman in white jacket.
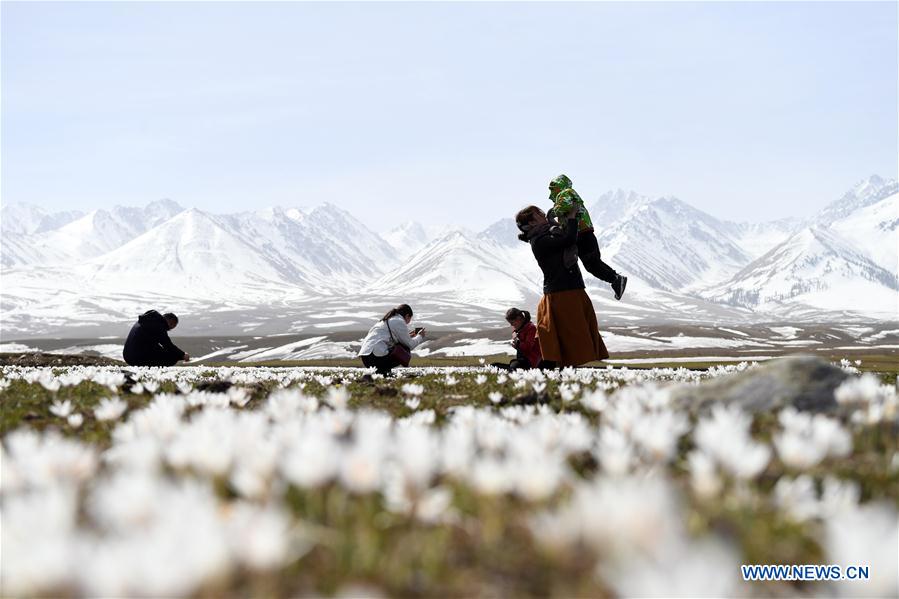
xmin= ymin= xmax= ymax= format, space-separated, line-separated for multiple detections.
xmin=358 ymin=304 xmax=427 ymax=375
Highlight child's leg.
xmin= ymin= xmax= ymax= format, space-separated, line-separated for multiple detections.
xmin=576 ymin=231 xmax=618 ymax=284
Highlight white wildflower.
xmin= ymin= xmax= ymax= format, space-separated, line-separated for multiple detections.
xmin=597 ymin=427 xmax=635 ymax=475
xmin=694 ymin=405 xmax=770 ymax=479
xmin=601 ymin=537 xmax=743 ymax=598
xmin=630 ymin=410 xmax=689 ymax=462
xmin=49 ymin=400 xmax=73 ymax=418
xmin=774 ymin=475 xmax=819 ymax=522
xmin=0 ymin=486 xmax=79 ymax=595
xmin=339 ymin=447 xmax=382 ymax=494
xmin=687 ymin=451 xmax=722 ymax=500
xmin=818 ymin=477 xmax=860 ymax=518
xmin=825 ymin=502 xmax=899 ymax=598
xmin=581 ymin=388 xmax=608 ymax=412
xmin=281 ymin=433 xmax=341 ymax=488
xmin=324 ymin=387 xmax=350 ymax=410
xmin=94 ymin=397 xmax=128 ymax=422
xmin=226 ymin=502 xmax=293 ymax=570
xmin=39 ymin=376 xmax=61 ymax=392
xmin=775 ymin=408 xmax=851 ymax=470
xmin=401 ymin=383 xmax=424 ymax=397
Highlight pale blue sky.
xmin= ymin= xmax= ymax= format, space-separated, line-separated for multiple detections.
xmin=2 ymin=1 xmax=896 ymax=231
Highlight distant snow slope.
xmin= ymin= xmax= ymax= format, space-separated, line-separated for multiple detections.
xmin=698 ymin=176 xmax=898 ymax=319
xmin=829 ymin=191 xmax=898 ymax=274
xmin=382 ymin=221 xmax=433 ymax=258
xmin=702 ymin=226 xmax=897 ymax=317
xmin=597 ymin=196 xmax=751 ymax=291
xmin=367 ymin=231 xmax=540 ymax=306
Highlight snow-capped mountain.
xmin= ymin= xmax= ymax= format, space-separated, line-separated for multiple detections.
xmin=702 ymin=225 xmax=897 ymax=318
xmin=478 ymin=218 xmax=521 ymax=248
xmin=829 ymin=189 xmax=898 ymax=274
xmin=589 ymin=189 xmax=653 ymax=225
xmin=1 ymin=232 xmax=69 ymax=268
xmin=700 ymin=177 xmax=898 ymax=319
xmin=91 ymin=209 xmax=303 ymax=293
xmin=222 ymin=203 xmax=399 ymax=286
xmin=1 ymin=199 xmax=184 ymax=266
xmin=595 ymin=196 xmax=752 ymax=291
xmin=1 ymin=203 xmax=84 ymax=235
xmin=725 ymin=217 xmax=805 ymax=260
xmin=816 ymin=174 xmax=898 ymax=225
xmin=367 ymin=231 xmax=540 ymax=306
xmin=2 ymin=174 xmax=897 ymax=337
xmin=382 ymin=221 xmax=432 ymax=258
xmin=303 ymin=204 xmax=400 ymax=275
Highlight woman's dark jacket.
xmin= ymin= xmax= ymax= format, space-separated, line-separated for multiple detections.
xmin=123 ymin=310 xmax=186 ymax=365
xmin=527 ymin=218 xmax=585 ymax=294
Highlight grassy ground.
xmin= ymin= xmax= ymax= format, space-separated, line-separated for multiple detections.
xmin=2 ymin=360 xmax=897 ymax=597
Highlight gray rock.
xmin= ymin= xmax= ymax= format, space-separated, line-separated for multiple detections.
xmin=672 ymin=355 xmax=849 ymax=414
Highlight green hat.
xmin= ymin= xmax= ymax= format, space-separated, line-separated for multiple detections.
xmin=549 ymin=174 xmax=572 ymax=189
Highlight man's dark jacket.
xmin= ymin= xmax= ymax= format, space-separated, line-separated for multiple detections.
xmin=122 ymin=310 xmax=185 ymax=366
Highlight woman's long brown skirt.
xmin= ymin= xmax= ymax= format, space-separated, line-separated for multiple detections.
xmin=536 ymin=288 xmax=609 ymax=367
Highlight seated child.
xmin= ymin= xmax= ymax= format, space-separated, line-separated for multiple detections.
xmin=490 ymin=308 xmax=543 ymax=370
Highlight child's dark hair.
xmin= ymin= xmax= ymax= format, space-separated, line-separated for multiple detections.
xmin=505 ymin=308 xmax=530 ymax=324
xmin=163 ymin=312 xmax=178 ymax=324
xmin=382 ymin=304 xmax=413 ymax=322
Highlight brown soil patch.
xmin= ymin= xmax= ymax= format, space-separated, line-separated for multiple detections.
xmin=0 ymin=353 xmax=124 ymax=367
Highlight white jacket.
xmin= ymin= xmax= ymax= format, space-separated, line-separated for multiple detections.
xmin=358 ymin=315 xmax=426 ymax=357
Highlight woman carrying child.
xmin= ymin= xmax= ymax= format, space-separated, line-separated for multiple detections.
xmin=516 ymin=205 xmax=609 ymax=367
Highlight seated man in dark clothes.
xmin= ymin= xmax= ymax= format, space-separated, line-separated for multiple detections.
xmin=123 ymin=310 xmax=190 ymax=366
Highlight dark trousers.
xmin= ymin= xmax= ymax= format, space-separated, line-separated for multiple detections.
xmin=577 ymin=231 xmax=618 ymax=284
xmin=490 ymin=358 xmax=532 ymax=371
xmin=124 ymin=347 xmax=181 ymax=367
xmin=361 ymin=353 xmax=398 ymax=375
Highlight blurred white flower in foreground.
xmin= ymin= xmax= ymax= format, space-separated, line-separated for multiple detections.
xmin=49 ymin=400 xmax=73 ymax=418
xmin=1 ymin=486 xmax=79 ymax=595
xmin=774 ymin=408 xmax=851 ymax=470
xmin=94 ymin=397 xmax=128 ymax=422
xmin=600 ymin=537 xmax=744 ymax=598
xmin=825 ymin=502 xmax=899 ymax=598
xmin=531 ymin=475 xmax=682 ymax=558
xmin=835 ymin=373 xmax=898 ymax=424
xmin=401 ymin=383 xmax=424 ymax=397
xmin=694 ymin=405 xmax=770 ymax=479
xmin=687 ymin=451 xmax=722 ymax=500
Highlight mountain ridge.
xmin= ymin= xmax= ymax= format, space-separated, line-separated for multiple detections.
xmin=2 ymin=175 xmax=896 ymax=335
